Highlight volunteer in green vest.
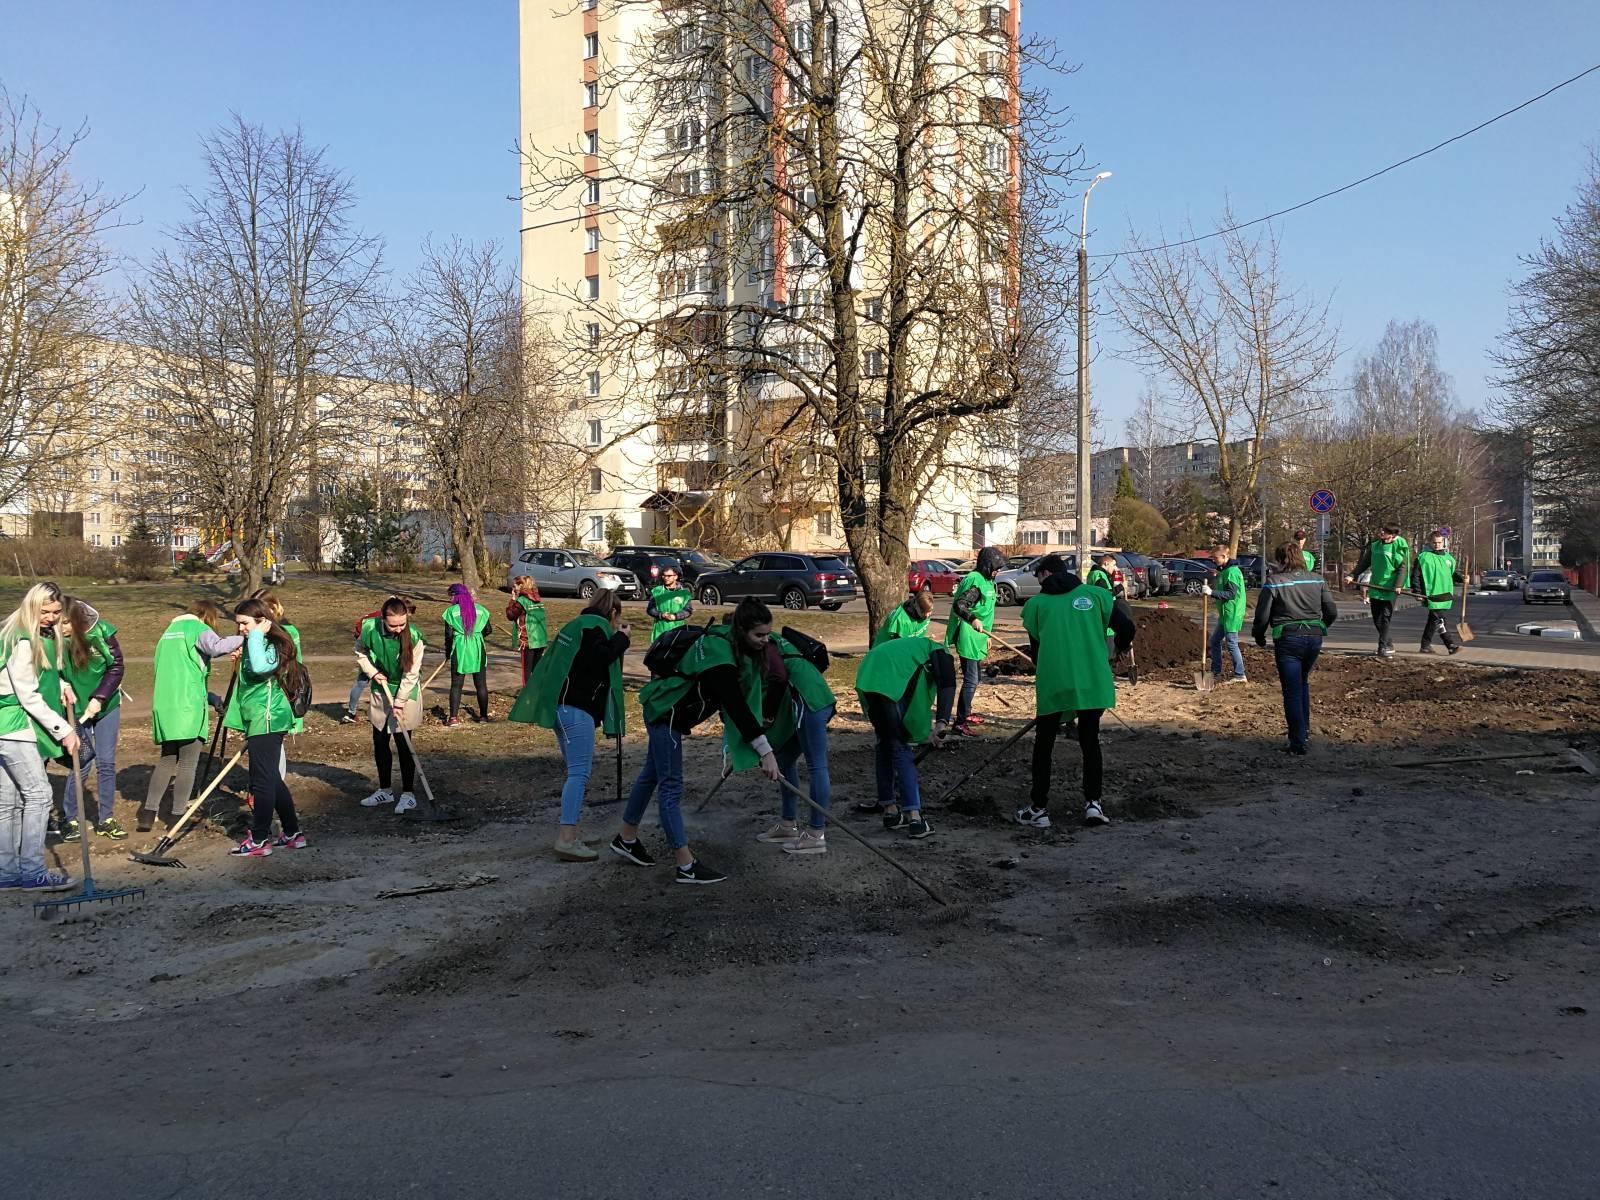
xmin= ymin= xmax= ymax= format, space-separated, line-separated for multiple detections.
xmin=646 ymin=565 xmax=694 ymax=643
xmin=873 ymin=590 xmax=933 ymax=646
xmin=946 ymin=545 xmax=1004 ymax=735
xmin=56 ymin=597 xmax=127 ymax=840
xmin=615 ymin=597 xmax=780 ymax=885
xmin=510 ymin=588 xmax=629 ymax=862
xmin=1018 ymin=558 xmax=1136 ymax=829
xmin=1348 ymin=524 xmax=1409 ymax=658
xmin=1294 ymin=530 xmax=1317 ymax=573
xmin=443 ymin=582 xmax=493 ymax=727
xmin=224 ymin=589 xmax=303 ymax=785
xmin=754 ymin=630 xmax=837 ymax=856
xmin=143 ymin=600 xmax=242 ymax=833
xmin=853 ymin=633 xmax=958 ymax=838
xmin=1411 ymin=530 xmax=1464 ymax=656
xmin=0 ymin=582 xmax=79 ymax=893
xmin=505 ymin=575 xmax=549 ymax=684
xmin=354 ymin=596 xmax=427 ymax=814
xmin=229 ymin=598 xmax=306 ymax=857
xmin=1202 ymin=546 xmax=1248 ymax=684
xmin=1254 ymin=542 xmax=1340 ymax=755
xmin=1087 ymin=554 xmax=1116 ymax=593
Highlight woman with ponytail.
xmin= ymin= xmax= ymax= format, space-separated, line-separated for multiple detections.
xmin=354 ymin=597 xmax=426 ymax=813
xmin=228 ymin=598 xmax=306 ymax=857
xmin=56 ymin=596 xmax=127 ymax=840
xmin=505 ymin=576 xmax=548 ymax=685
xmin=0 ymin=583 xmax=79 ymax=892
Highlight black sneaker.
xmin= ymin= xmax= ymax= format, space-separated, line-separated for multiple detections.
xmin=135 ymin=808 xmax=155 ymax=834
xmin=61 ymin=819 xmax=82 ymax=843
xmin=1447 ymin=644 xmax=1462 ymax=656
xmin=1419 ymin=645 xmax=1436 ymax=655
xmin=339 ymin=711 xmax=359 ymax=725
xmin=907 ymin=814 xmax=932 ymax=839
xmin=883 ymin=810 xmax=910 ymax=832
xmin=46 ymin=814 xmax=63 ymax=842
xmin=850 ymin=799 xmax=886 ymax=814
xmin=675 ymin=860 xmax=726 ymax=885
xmin=609 ymin=834 xmax=655 ymax=866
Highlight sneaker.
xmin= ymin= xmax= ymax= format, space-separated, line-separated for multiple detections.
xmin=1378 ymin=646 xmax=1396 ymax=660
xmin=340 ymin=711 xmax=359 ymax=725
xmin=230 ymin=836 xmax=272 ymax=857
xmin=756 ymin=822 xmax=800 ymax=845
xmin=61 ymin=819 xmax=82 ymax=842
xmin=0 ymin=876 xmax=20 ymax=892
xmin=883 ymin=809 xmax=910 ymax=832
xmin=849 ymin=799 xmax=885 ymax=814
xmin=1083 ymin=801 xmax=1110 ymax=826
xmin=1224 ymin=675 xmax=1248 ymax=685
xmin=783 ymin=830 xmax=827 ymax=856
xmin=907 ymin=814 xmax=932 ymax=839
xmin=675 ymin=859 xmax=727 ymax=885
xmin=46 ymin=813 xmax=63 ymax=841
xmin=274 ymin=831 xmax=308 ymax=850
xmin=554 ymin=838 xmax=599 ymax=862
xmin=18 ymin=870 xmax=75 ymax=893
xmin=477 ymin=713 xmax=494 ymax=724
xmin=610 ymin=834 xmax=655 ymax=866
xmin=952 ymin=722 xmax=980 ymax=738
xmin=1447 ymin=644 xmax=1462 ymax=656
xmin=445 ymin=716 xmax=462 ymax=729
xmin=965 ymin=714 xmax=986 ymax=726
xmin=1014 ymin=805 xmax=1051 ymax=829
xmin=135 ymin=808 xmax=155 ymax=834
xmin=1419 ymin=645 xmax=1437 ymax=655
xmin=394 ymin=792 xmax=418 ymax=814
xmin=1285 ymin=743 xmax=1308 ymax=756
xmin=94 ymin=818 xmax=128 ymax=841
xmin=360 ymin=788 xmax=396 ymax=808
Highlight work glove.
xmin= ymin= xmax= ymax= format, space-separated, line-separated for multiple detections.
xmin=1255 ymin=635 xmax=1267 ymax=649
xmin=82 ymin=697 xmax=103 ymax=722
xmin=207 ymin=691 xmax=223 ymax=711
xmin=1201 ymin=583 xmax=1213 ymax=597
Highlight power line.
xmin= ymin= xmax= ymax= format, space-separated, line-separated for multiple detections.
xmin=1098 ymin=60 xmax=1600 ymax=259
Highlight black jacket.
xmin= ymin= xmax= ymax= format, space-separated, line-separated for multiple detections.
xmin=1251 ymin=567 xmax=1339 ymax=644
xmin=558 ymin=625 xmax=630 ymax=726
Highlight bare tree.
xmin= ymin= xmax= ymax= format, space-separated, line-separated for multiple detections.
xmin=1113 ymin=216 xmax=1338 ymax=553
xmin=0 ymin=90 xmax=128 ymax=517
xmin=130 ymin=117 xmax=381 ymax=594
xmin=1122 ymin=379 xmax=1169 ymax=503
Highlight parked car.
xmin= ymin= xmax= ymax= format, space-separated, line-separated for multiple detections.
xmin=1481 ymin=570 xmax=1514 ymax=591
xmin=1122 ymin=552 xmax=1167 ymax=596
xmin=1158 ymin=557 xmax=1218 ymax=595
xmin=627 ymin=545 xmax=731 ymax=585
xmin=506 ymin=548 xmax=641 ymax=600
xmin=1234 ymin=554 xmax=1265 ymax=587
xmin=990 ymin=551 xmax=1138 ymax=605
xmin=695 ymin=552 xmax=858 ymax=611
xmin=604 ymin=549 xmax=683 ymax=589
xmin=909 ymin=558 xmax=962 ymax=595
xmin=1522 ymin=570 xmax=1571 ymax=605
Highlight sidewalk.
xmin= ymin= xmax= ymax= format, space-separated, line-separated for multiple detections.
xmin=1568 ymin=588 xmax=1600 ymax=642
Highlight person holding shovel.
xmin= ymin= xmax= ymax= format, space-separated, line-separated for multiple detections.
xmin=1348 ymin=524 xmax=1409 ymax=658
xmin=616 ymin=597 xmax=781 ymax=884
xmin=1253 ymin=541 xmax=1340 ymax=755
xmin=1202 ymin=546 xmax=1248 ymax=685
xmin=1412 ymin=530 xmax=1464 ymax=656
xmin=505 ymin=576 xmax=549 ymax=684
xmin=1017 ymin=558 xmax=1135 ymax=828
xmin=443 ymin=582 xmax=493 ymax=727
xmin=946 ymin=545 xmax=1004 ymax=735
xmin=55 ymin=597 xmax=127 ymax=841
xmin=354 ymin=597 xmax=426 ymax=814
xmin=229 ymin=598 xmax=307 ymax=857
xmin=0 ymin=582 xmax=79 ymax=893
xmin=874 ymin=589 xmax=934 ymax=646
xmin=142 ymin=601 xmax=242 ymax=833
xmin=509 ymin=588 xmax=629 ymax=862
xmin=853 ymin=633 xmax=959 ymax=838
xmin=646 ymin=566 xmax=694 ymax=644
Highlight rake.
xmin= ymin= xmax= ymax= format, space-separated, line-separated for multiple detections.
xmin=377 ymin=678 xmax=457 ymax=823
xmin=776 ymin=777 xmax=947 ymax=907
xmin=36 ymin=744 xmax=146 ymax=917
xmin=129 ymin=748 xmax=246 ymax=868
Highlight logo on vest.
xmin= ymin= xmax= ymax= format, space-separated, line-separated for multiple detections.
xmin=1072 ymin=596 xmax=1094 ymax=611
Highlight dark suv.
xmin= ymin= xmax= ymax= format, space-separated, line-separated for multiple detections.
xmin=629 ymin=545 xmax=730 ymax=585
xmin=605 ymin=549 xmax=683 ymax=590
xmin=695 ymin=552 xmax=859 ymax=610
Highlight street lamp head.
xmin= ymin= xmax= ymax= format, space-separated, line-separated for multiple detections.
xmin=1094 ymin=171 xmax=1113 ymax=182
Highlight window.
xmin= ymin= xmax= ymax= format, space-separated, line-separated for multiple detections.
xmin=88 ymin=468 xmax=101 ymax=482
xmin=979 ymin=49 xmax=1007 ymax=75
xmin=1023 ymin=530 xmax=1048 ymax=545
xmin=587 ymin=322 xmax=601 ymax=348
xmin=952 ymin=513 xmax=964 ymax=537
xmin=588 ymin=516 xmax=605 ymax=541
xmin=862 ymin=349 xmax=885 ymax=377
xmin=864 ymin=296 xmax=883 ymax=323
xmin=584 ymin=32 xmax=598 ymax=58
xmin=587 ymin=370 xmax=601 ymax=396
xmin=144 ymin=406 xmax=156 ymax=420
xmin=586 ymin=130 xmax=599 ymax=155
xmin=983 ymin=140 xmax=1009 ymax=172
xmin=585 ymin=82 xmax=599 ymax=108
xmin=111 ymin=535 xmax=121 ymax=547
xmin=788 ymin=233 xmax=819 ymax=268
xmin=89 ymin=534 xmax=101 ymax=547
xmin=665 ymin=118 xmax=702 ymax=151
xmin=88 ymin=511 xmax=100 ymax=524
xmin=110 ymin=449 xmax=119 ymax=461
xmin=586 ymin=275 xmax=600 ymax=300
xmin=585 ymin=177 xmax=601 ymax=204
xmin=587 ymin=418 xmax=603 ymax=445
xmin=586 ymin=227 xmax=601 ymax=253
xmin=816 ymin=512 xmax=833 ymax=537
xmin=582 ymin=0 xmax=596 ymax=9
xmin=980 ymin=5 xmax=1007 ymax=33
xmin=589 ymin=468 xmax=604 ymax=493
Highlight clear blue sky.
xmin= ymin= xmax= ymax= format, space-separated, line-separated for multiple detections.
xmin=5 ymin=0 xmax=1598 ymax=441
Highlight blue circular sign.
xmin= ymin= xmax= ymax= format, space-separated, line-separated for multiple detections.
xmin=1309 ymin=489 xmax=1337 ymax=514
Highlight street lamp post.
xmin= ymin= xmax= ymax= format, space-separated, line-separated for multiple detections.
xmin=1076 ymin=170 xmax=1112 ymax=570
xmin=1469 ymin=499 xmax=1505 ymax=582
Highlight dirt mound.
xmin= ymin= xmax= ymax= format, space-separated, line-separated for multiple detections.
xmin=1134 ymin=607 xmax=1200 ymax=670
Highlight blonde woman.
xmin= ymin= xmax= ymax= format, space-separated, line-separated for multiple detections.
xmin=0 ymin=582 xmax=80 ymax=892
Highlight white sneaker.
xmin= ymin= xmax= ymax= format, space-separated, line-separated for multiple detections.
xmin=1083 ymin=801 xmax=1110 ymax=826
xmin=783 ymin=830 xmax=827 ymax=855
xmin=1014 ymin=805 xmax=1051 ymax=829
xmin=394 ymin=792 xmax=418 ymax=814
xmin=756 ymin=821 xmax=800 ymax=844
xmin=360 ymin=788 xmax=396 ymax=808
xmin=1223 ymin=675 xmax=1248 ymax=685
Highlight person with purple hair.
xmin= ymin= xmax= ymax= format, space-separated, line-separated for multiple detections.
xmin=442 ymin=583 xmax=493 ymax=727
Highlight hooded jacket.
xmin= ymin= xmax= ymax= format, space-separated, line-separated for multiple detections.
xmin=1252 ymin=566 xmax=1340 ymax=644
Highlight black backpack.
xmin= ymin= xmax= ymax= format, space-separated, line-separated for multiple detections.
xmin=286 ymin=663 xmax=314 ymax=718
xmin=643 ymin=619 xmax=715 ymax=680
xmin=779 ymin=626 xmax=830 ymax=673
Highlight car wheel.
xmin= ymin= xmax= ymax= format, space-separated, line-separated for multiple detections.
xmin=820 ymin=602 xmax=842 ymax=612
xmin=699 ymin=585 xmax=722 ymax=606
xmin=578 ymin=580 xmax=597 ymax=600
xmin=781 ymin=587 xmax=807 ymax=611
xmin=1185 ymin=580 xmax=1203 ymax=596
xmin=996 ymin=583 xmax=1017 ymax=606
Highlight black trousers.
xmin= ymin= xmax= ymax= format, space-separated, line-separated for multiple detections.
xmin=247 ymin=732 xmax=298 ymax=842
xmin=1030 ymin=710 xmax=1103 ymax=807
xmin=1420 ymin=609 xmax=1459 ymax=651
xmin=1370 ymin=598 xmax=1394 ymax=650
xmin=450 ymin=668 xmax=489 ymax=718
xmin=520 ymin=647 xmax=545 ymax=685
xmin=372 ymin=727 xmax=416 ymax=792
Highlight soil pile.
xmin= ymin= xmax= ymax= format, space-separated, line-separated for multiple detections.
xmin=1133 ymin=607 xmax=1200 ymax=670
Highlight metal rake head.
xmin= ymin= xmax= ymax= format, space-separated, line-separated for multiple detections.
xmin=33 ymin=882 xmax=147 ymax=920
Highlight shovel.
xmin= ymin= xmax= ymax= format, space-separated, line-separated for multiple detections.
xmin=1457 ymin=574 xmax=1476 ymax=643
xmin=1194 ymin=594 xmax=1214 ymax=692
xmin=129 ymin=748 xmax=246 ymax=868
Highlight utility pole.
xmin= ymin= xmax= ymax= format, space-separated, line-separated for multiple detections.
xmin=1076 ymin=171 xmax=1111 ymax=569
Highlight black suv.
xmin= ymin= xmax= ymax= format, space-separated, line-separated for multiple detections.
xmin=605 ymin=549 xmax=684 ymax=590
xmin=629 ymin=545 xmax=731 ymax=585
xmin=695 ymin=552 xmax=859 ymax=610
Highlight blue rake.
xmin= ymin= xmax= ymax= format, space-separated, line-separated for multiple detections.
xmin=34 ymin=745 xmax=146 ymax=920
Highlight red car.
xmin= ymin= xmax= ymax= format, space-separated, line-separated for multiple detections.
xmin=908 ymin=558 xmax=962 ymax=595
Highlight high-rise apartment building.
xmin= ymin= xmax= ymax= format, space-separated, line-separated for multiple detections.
xmin=518 ymin=0 xmax=1021 ymax=557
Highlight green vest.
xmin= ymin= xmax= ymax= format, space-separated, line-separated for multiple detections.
xmin=515 ymin=596 xmax=549 ymax=650
xmin=226 ymin=624 xmax=302 ymax=734
xmin=1416 ymin=550 xmax=1457 ymax=611
xmin=1087 ymin=567 xmax=1113 ymax=592
xmin=1301 ymin=549 xmax=1316 ymax=572
xmin=59 ymin=619 xmax=120 ymax=720
xmin=945 ymin=572 xmax=995 ymax=659
xmin=649 ymin=586 xmax=693 ymax=643
xmin=1021 ymin=585 xmax=1116 ymax=715
xmin=359 ymin=619 xmax=424 ymax=700
xmin=1217 ymin=565 xmax=1246 ymax=633
xmin=151 ymin=614 xmax=212 ymax=745
xmin=1366 ymin=537 xmax=1410 ymax=600
xmin=235 ymin=632 xmax=294 ymax=737
xmin=443 ymin=603 xmax=491 ymax=673
xmin=0 ymin=634 xmax=67 ymax=759
xmin=856 ymin=636 xmax=940 ymax=746
xmin=508 ymin=613 xmax=624 ymax=736
xmin=639 ymin=624 xmax=762 ymax=753
xmin=742 ymin=634 xmax=836 ymax=759
xmin=874 ymin=602 xmax=929 ymax=646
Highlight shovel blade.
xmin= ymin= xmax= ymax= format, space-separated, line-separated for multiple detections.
xmin=1193 ymin=670 xmax=1214 ymax=693
xmin=1457 ymin=620 xmax=1475 ymax=643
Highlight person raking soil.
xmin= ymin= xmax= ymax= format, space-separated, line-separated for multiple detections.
xmin=852 ymin=632 xmax=958 ymax=837
xmin=946 ymin=546 xmax=1004 ymax=736
xmin=228 ymin=599 xmax=308 ymax=857
xmin=54 ymin=596 xmax=127 ymax=841
xmin=753 ymin=628 xmax=836 ymax=856
xmin=142 ymin=600 xmax=242 ymax=833
xmin=874 ymin=589 xmax=933 ymax=646
xmin=354 ymin=597 xmax=426 ymax=814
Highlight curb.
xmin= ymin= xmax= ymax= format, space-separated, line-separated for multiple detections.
xmin=1566 ymin=591 xmax=1600 ymax=643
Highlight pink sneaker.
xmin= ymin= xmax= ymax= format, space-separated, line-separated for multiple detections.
xmin=230 ymin=836 xmax=272 ymax=857
xmin=273 ymin=831 xmax=308 ymax=850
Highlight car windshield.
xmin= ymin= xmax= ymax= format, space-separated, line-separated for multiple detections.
xmin=1485 ymin=571 xmax=1507 ymax=576
xmin=1530 ymin=572 xmax=1565 ymax=582
xmin=570 ymin=551 xmax=602 ymax=565
xmin=813 ymin=557 xmax=849 ymax=572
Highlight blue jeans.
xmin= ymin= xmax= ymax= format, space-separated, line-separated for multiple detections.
xmin=777 ymin=702 xmax=834 ymax=829
xmin=553 ymin=704 xmax=596 ymax=826
xmin=0 ymin=739 xmax=54 ymax=882
xmin=956 ymin=656 xmax=980 ymax=723
xmin=63 ymin=705 xmax=121 ymax=823
xmin=865 ymin=695 xmax=922 ymax=812
xmin=1210 ymin=625 xmax=1245 ymax=678
xmin=624 ymin=722 xmax=687 ymax=849
xmin=1273 ymin=633 xmax=1323 ymax=749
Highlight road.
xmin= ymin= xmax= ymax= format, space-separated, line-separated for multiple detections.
xmin=1323 ymin=589 xmax=1600 ymax=665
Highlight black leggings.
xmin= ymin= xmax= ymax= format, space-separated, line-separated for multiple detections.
xmin=372 ymin=727 xmax=416 ymax=792
xmin=247 ymin=732 xmax=298 ymax=842
xmin=449 ymin=669 xmax=489 ymax=718
xmin=520 ymin=647 xmax=545 ymax=685
xmin=1030 ymin=710 xmax=1103 ymax=808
